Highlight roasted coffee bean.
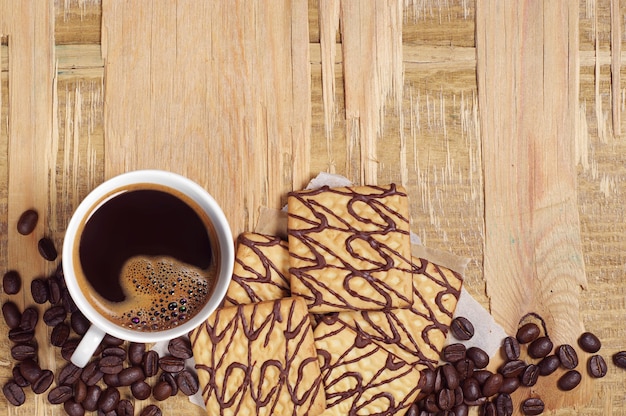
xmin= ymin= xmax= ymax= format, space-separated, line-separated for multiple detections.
xmin=142 ymin=349 xmax=159 ymax=377
xmin=442 ymin=343 xmax=467 ymax=363
xmin=3 ymin=380 xmax=26 ymax=406
xmin=455 ymin=358 xmax=475 ymax=379
xmin=482 ymin=401 xmax=497 ymax=416
xmin=467 ymin=347 xmax=489 ymax=369
xmin=61 ymin=339 xmax=80 ymax=362
xmin=578 ymin=331 xmax=601 ymax=353
xmin=516 ymin=323 xmax=540 ymax=344
xmin=153 ymin=380 xmax=173 ymax=401
xmin=461 ymin=377 xmax=481 ymax=401
xmin=103 ymin=373 xmax=121 ymax=388
xmin=501 ymin=336 xmax=520 ymax=361
xmin=455 ymin=403 xmax=469 ymax=416
xmin=12 ymin=364 xmax=30 ymax=387
xmin=99 ymin=355 xmax=124 ymax=375
xmin=450 ymin=316 xmax=474 ymax=341
xmin=70 ymin=311 xmax=90 ymax=335
xmin=98 ymin=387 xmax=120 ymax=413
xmin=423 ymin=393 xmax=439 ymax=412
xmin=481 ymin=373 xmax=503 ymax=397
xmin=118 ymin=366 xmax=145 ymax=386
xmin=131 ymin=380 xmax=152 ymax=400
xmin=498 ymin=360 xmax=526 ymax=378
xmin=176 ymin=369 xmax=199 ymax=396
xmin=3 ymin=271 xmax=22 ymax=294
xmin=64 ymin=399 xmax=86 ymax=416
xmin=537 ymin=355 xmax=560 ymax=376
xmin=20 ymin=358 xmax=43 ymax=383
xmin=32 ymin=369 xmax=54 ymax=394
xmin=128 ymin=342 xmax=146 ymax=365
xmin=441 ymin=363 xmax=460 ymax=390
xmin=613 ymin=351 xmax=626 ymax=368
xmin=58 ymin=362 xmax=82 ymax=385
xmin=160 ymin=371 xmax=178 ymax=395
xmin=101 ymin=334 xmax=124 ymax=346
xmin=168 ymin=336 xmax=193 ymax=359
xmin=406 ymin=403 xmax=419 ymax=416
xmin=8 ymin=327 xmax=35 ymax=343
xmin=495 ymin=393 xmax=513 ymax=416
xmin=557 ymin=369 xmax=581 ymax=391
xmin=2 ymin=301 xmax=22 ymax=329
xmin=48 ymin=384 xmax=74 ymax=404
xmin=588 ymin=354 xmax=607 ymax=378
xmin=419 ymin=368 xmax=436 ymax=396
xmin=74 ymin=379 xmax=87 ymax=403
xmin=473 ymin=370 xmax=493 ymax=385
xmin=17 ymin=209 xmax=38 ymax=235
xmin=81 ymin=360 xmax=104 ymax=386
xmin=499 ymin=377 xmax=520 ymax=394
xmin=527 ymin=336 xmax=553 ymax=359
xmin=19 ymin=306 xmax=39 ymax=331
xmin=141 ymin=404 xmax=163 ymax=416
xmin=47 ymin=277 xmax=62 ymax=305
xmin=519 ymin=364 xmax=540 ymax=387
xmin=556 ymin=344 xmax=578 ymax=369
xmin=38 ymin=237 xmax=58 ymax=261
xmin=521 ymin=397 xmax=545 ymax=415
xmin=159 ymin=355 xmax=185 ymax=373
xmin=61 ymin=289 xmax=78 ymax=313
xmin=437 ymin=388 xmax=455 ymax=411
xmin=82 ymin=385 xmax=102 ymax=412
xmin=50 ymin=322 xmax=70 ymax=347
xmin=117 ymin=399 xmax=134 ymax=416
xmin=43 ymin=305 xmax=66 ymax=326
xmin=31 ymin=278 xmax=50 ymax=304
xmin=102 ymin=346 xmax=127 ymax=359
xmin=11 ymin=343 xmax=38 ymax=361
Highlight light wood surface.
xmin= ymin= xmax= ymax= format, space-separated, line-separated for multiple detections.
xmin=1 ymin=1 xmax=626 ymax=415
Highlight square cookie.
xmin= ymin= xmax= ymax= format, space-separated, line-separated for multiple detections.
xmin=288 ymin=184 xmax=413 ymax=313
xmin=190 ymin=297 xmax=326 ymax=416
xmin=224 ymin=232 xmax=290 ymax=306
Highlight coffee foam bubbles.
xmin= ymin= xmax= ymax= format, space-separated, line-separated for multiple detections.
xmin=104 ymin=256 xmax=215 ymax=331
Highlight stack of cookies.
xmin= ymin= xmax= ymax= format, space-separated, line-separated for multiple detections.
xmin=190 ymin=184 xmax=463 ymax=415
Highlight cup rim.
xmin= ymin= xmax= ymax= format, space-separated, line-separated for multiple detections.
xmin=62 ymin=169 xmax=233 ymax=342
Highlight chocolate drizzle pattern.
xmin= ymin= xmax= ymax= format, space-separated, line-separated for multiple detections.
xmin=288 ymin=184 xmax=414 ymax=313
xmin=189 ymin=297 xmax=326 ymax=415
xmin=224 ymin=232 xmax=290 ymax=306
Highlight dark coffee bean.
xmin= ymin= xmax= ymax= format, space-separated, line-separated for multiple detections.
xmin=12 ymin=364 xmax=30 ymax=387
xmin=82 ymin=385 xmax=102 ymax=412
xmin=168 ymin=336 xmax=193 ymax=359
xmin=160 ymin=371 xmax=178 ymax=395
xmin=450 ymin=316 xmax=474 ymax=341
xmin=103 ymin=373 xmax=121 ymax=388
xmin=557 ymin=369 xmax=581 ymax=391
xmin=98 ymin=387 xmax=120 ymax=413
xmin=70 ymin=311 xmax=90 ymax=335
xmin=519 ymin=364 xmax=540 ymax=387
xmin=32 ymin=369 xmax=54 ymax=394
xmin=61 ymin=289 xmax=79 ymax=313
xmin=613 ymin=351 xmax=626 ymax=369
xmin=131 ymin=380 xmax=152 ymax=400
xmin=437 ymin=388 xmax=455 ymax=411
xmin=527 ymin=336 xmax=553 ymax=359
xmin=521 ymin=397 xmax=544 ymax=415
xmin=128 ymin=342 xmax=146 ymax=365
xmin=118 ymin=366 xmax=145 ymax=386
xmin=481 ymin=373 xmax=503 ymax=397
xmin=473 ymin=370 xmax=493 ymax=385
xmin=537 ymin=355 xmax=560 ymax=376
xmin=461 ymin=377 xmax=481 ymax=401
xmin=101 ymin=334 xmax=124 ymax=346
xmin=140 ymin=404 xmax=162 ymax=416
xmin=159 ymin=355 xmax=185 ymax=373
xmin=43 ymin=305 xmax=66 ymax=326
xmin=152 ymin=380 xmax=173 ymax=401
xmin=31 ymin=278 xmax=50 ymax=304
xmin=102 ymin=346 xmax=127 ymax=359
xmin=419 ymin=368 xmax=436 ymax=396
xmin=588 ymin=355 xmax=607 ymax=378
xmin=117 ymin=399 xmax=134 ymax=416
xmin=3 ymin=271 xmax=22 ymax=294
xmin=467 ymin=347 xmax=489 ymax=369
xmin=74 ymin=379 xmax=87 ymax=403
xmin=48 ymin=384 xmax=74 ymax=404
xmin=498 ymin=360 xmax=526 ymax=378
xmin=64 ymin=399 xmax=86 ymax=416
xmin=2 ymin=301 xmax=22 ymax=329
xmin=495 ymin=393 xmax=513 ymax=416
xmin=81 ymin=360 xmax=104 ymax=386
xmin=556 ymin=344 xmax=578 ymax=369
xmin=423 ymin=393 xmax=439 ymax=413
xmin=499 ymin=377 xmax=520 ymax=394
xmin=142 ymin=349 xmax=159 ymax=377
xmin=11 ymin=343 xmax=38 ymax=361
xmin=17 ymin=209 xmax=38 ymax=235
xmin=3 ymin=380 xmax=26 ymax=406
xmin=441 ymin=343 xmax=466 ymax=363
xmin=516 ymin=323 xmax=540 ymax=344
xmin=501 ymin=336 xmax=520 ymax=361
xmin=61 ymin=339 xmax=80 ymax=362
xmin=47 ymin=277 xmax=62 ymax=305
xmin=8 ymin=327 xmax=35 ymax=343
xmin=406 ymin=403 xmax=419 ymax=416
xmin=455 ymin=358 xmax=475 ymax=379
xmin=38 ymin=237 xmax=58 ymax=261
xmin=578 ymin=332 xmax=601 ymax=353
xmin=176 ymin=369 xmax=199 ymax=396
xmin=482 ymin=401 xmax=497 ymax=416
xmin=19 ymin=358 xmax=43 ymax=383
xmin=50 ymin=322 xmax=70 ymax=346
xmin=441 ymin=363 xmax=460 ymax=390
xmin=19 ymin=306 xmax=39 ymax=331
xmin=455 ymin=403 xmax=469 ymax=416
xmin=99 ymin=355 xmax=124 ymax=375
xmin=58 ymin=362 xmax=83 ymax=385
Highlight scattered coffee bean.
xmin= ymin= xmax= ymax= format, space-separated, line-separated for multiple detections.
xmin=98 ymin=387 xmax=120 ymax=413
xmin=2 ymin=301 xmax=22 ymax=329
xmin=32 ymin=369 xmax=54 ymax=394
xmin=70 ymin=311 xmax=90 ymax=335
xmin=102 ymin=334 xmax=124 ymax=346
xmin=142 ymin=350 xmax=159 ymax=377
xmin=437 ymin=388 xmax=455 ymax=410
xmin=612 ymin=351 xmax=626 ymax=369
xmin=455 ymin=358 xmax=475 ymax=379
xmin=537 ymin=354 xmax=560 ymax=376
xmin=118 ymin=366 xmax=145 ymax=386
xmin=441 ymin=363 xmax=461 ymax=390
xmin=495 ymin=393 xmax=513 ymax=416
xmin=31 ymin=277 xmax=50 ymax=304
xmin=103 ymin=373 xmax=121 ymax=388
xmin=482 ymin=401 xmax=497 ymax=416
xmin=455 ymin=403 xmax=469 ymax=416
xmin=74 ymin=379 xmax=87 ymax=403
xmin=61 ymin=339 xmax=80 ymax=362
xmin=61 ymin=288 xmax=79 ymax=313
xmin=168 ymin=336 xmax=193 ymax=359
xmin=19 ymin=358 xmax=43 ymax=384
xmin=152 ymin=380 xmax=173 ymax=401
xmin=3 ymin=271 xmax=22 ymax=294
xmin=502 ymin=336 xmax=520 ymax=361
xmin=3 ymin=380 xmax=26 ymax=406
xmin=64 ymin=399 xmax=86 ymax=416
xmin=519 ymin=364 xmax=540 ymax=387
xmin=527 ymin=336 xmax=553 ymax=359
xmin=557 ymin=369 xmax=582 ymax=391
xmin=17 ymin=209 xmax=38 ymax=235
xmin=176 ymin=369 xmax=199 ymax=396
xmin=102 ymin=346 xmax=127 ymax=360
xmin=19 ymin=306 xmax=39 ymax=331
xmin=588 ymin=355 xmax=607 ymax=378
xmin=12 ymin=364 xmax=30 ymax=387
xmin=81 ymin=360 xmax=104 ymax=386
xmin=441 ymin=343 xmax=467 ymax=363
xmin=159 ymin=355 xmax=186 ymax=373
xmin=43 ymin=305 xmax=66 ymax=326
xmin=48 ymin=384 xmax=74 ymax=404
xmin=131 ymin=380 xmax=152 ymax=400
xmin=47 ymin=277 xmax=62 ymax=304
xmin=473 ymin=369 xmax=493 ymax=385
xmin=117 ymin=399 xmax=134 ymax=416
xmin=160 ymin=371 xmax=178 ymax=396
xmin=578 ymin=332 xmax=601 ymax=353
xmin=467 ymin=347 xmax=489 ymax=369
xmin=499 ymin=377 xmax=520 ymax=394
xmin=556 ymin=344 xmax=578 ymax=369
xmin=498 ymin=359 xmax=526 ymax=378
xmin=99 ymin=355 xmax=124 ymax=375
xmin=140 ymin=404 xmax=163 ymax=416
xmin=82 ymin=385 xmax=102 ymax=412
xmin=50 ymin=322 xmax=70 ymax=346
xmin=58 ymin=362 xmax=83 ymax=385
xmin=128 ymin=342 xmax=146 ymax=365
xmin=481 ymin=372 xmax=503 ymax=397
xmin=461 ymin=377 xmax=481 ymax=401
xmin=450 ymin=316 xmax=475 ymax=341
xmin=11 ymin=343 xmax=38 ymax=361
xmin=8 ymin=327 xmax=35 ymax=343
xmin=521 ymin=397 xmax=544 ymax=415
xmin=516 ymin=323 xmax=540 ymax=344
xmin=38 ymin=237 xmax=58 ymax=261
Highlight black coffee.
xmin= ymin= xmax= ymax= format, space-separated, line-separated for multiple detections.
xmin=74 ymin=185 xmax=217 ymax=331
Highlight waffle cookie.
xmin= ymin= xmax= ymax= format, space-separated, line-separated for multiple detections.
xmin=288 ymin=184 xmax=413 ymax=313
xmin=190 ymin=297 xmax=326 ymax=415
xmin=224 ymin=232 xmax=290 ymax=306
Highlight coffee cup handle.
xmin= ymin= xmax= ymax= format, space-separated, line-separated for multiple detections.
xmin=70 ymin=325 xmax=106 ymax=368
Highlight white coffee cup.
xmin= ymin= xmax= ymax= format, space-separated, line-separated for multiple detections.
xmin=62 ymin=170 xmax=234 ymax=367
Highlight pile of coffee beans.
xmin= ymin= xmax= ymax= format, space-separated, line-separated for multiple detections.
xmin=407 ymin=316 xmax=626 ymax=416
xmin=2 ymin=209 xmax=201 ymax=416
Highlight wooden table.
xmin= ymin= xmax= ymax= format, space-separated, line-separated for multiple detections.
xmin=1 ymin=1 xmax=625 ymax=415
